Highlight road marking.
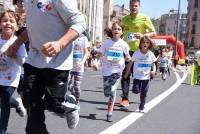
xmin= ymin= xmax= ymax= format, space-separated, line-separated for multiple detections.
xmin=99 ymin=72 xmax=188 ymax=134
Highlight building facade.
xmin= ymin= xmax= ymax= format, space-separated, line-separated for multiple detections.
xmin=111 ymin=4 xmax=129 ymax=21
xmin=0 ymin=0 xmax=3 ymax=13
xmin=77 ymin=0 xmax=113 ymax=43
xmin=187 ymin=0 xmax=200 ymax=49
xmin=153 ymin=10 xmax=187 ymax=45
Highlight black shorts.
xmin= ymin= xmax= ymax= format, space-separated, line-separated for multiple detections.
xmin=23 ymin=63 xmax=69 ymax=113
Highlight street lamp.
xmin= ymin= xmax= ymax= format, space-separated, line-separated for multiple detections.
xmin=175 ymin=0 xmax=181 ymax=65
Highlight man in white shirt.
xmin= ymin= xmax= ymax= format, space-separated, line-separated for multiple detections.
xmin=7 ymin=0 xmax=86 ymax=133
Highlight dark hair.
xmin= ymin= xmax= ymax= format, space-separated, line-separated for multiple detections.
xmin=139 ymin=36 xmax=154 ymax=50
xmin=104 ymin=27 xmax=112 ymax=38
xmin=0 ymin=10 xmax=19 ymax=24
xmin=13 ymin=0 xmax=18 ymax=5
xmin=130 ymin=0 xmax=140 ymax=4
xmin=104 ymin=20 xmax=124 ymax=38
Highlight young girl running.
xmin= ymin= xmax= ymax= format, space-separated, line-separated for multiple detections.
xmin=0 ymin=10 xmax=27 ymax=134
xmin=68 ymin=33 xmax=90 ymax=109
xmin=124 ymin=36 xmax=157 ymax=113
xmin=93 ymin=21 xmax=131 ymax=122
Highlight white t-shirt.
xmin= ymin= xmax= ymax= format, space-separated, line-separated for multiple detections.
xmin=24 ymin=0 xmax=86 ymax=70
xmin=0 ymin=36 xmax=27 ymax=87
xmin=72 ymin=34 xmax=89 ymax=72
xmin=99 ymin=38 xmax=130 ymax=76
xmin=158 ymin=56 xmax=169 ymax=68
xmin=132 ymin=50 xmax=156 ymax=80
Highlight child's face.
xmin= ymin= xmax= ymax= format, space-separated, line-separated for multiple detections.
xmin=112 ymin=24 xmax=123 ymax=39
xmin=161 ymin=51 xmax=166 ymax=57
xmin=141 ymin=39 xmax=151 ymax=52
xmin=0 ymin=13 xmax=18 ymax=37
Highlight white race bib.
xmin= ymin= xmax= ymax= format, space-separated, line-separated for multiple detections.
xmin=107 ymin=49 xmax=123 ymax=62
xmin=137 ymin=63 xmax=152 ymax=72
xmin=73 ymin=51 xmax=82 ymax=61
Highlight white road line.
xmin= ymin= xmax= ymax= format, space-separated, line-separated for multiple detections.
xmin=99 ymin=72 xmax=188 ymax=134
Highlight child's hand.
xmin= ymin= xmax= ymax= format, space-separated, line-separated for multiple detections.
xmin=123 ymin=73 xmax=129 ymax=79
xmin=91 ymin=59 xmax=98 ymax=71
xmin=151 ymin=71 xmax=158 ymax=78
xmin=91 ymin=64 xmax=98 ymax=71
xmin=75 ymin=61 xmax=83 ymax=69
xmin=7 ymin=43 xmax=20 ymax=58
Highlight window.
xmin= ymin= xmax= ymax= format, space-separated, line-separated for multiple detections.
xmin=194 ymin=0 xmax=198 ymax=8
xmin=191 ymin=37 xmax=195 ymax=47
xmin=192 ymin=12 xmax=197 ymax=21
xmin=191 ymin=24 xmax=196 ymax=34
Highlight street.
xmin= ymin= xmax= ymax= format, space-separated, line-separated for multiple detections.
xmin=6 ymin=66 xmax=200 ymax=134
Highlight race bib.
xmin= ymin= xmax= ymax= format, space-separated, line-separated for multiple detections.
xmin=73 ymin=51 xmax=82 ymax=61
xmin=137 ymin=63 xmax=152 ymax=72
xmin=107 ymin=49 xmax=123 ymax=62
xmin=160 ymin=61 xmax=167 ymax=67
xmin=127 ymin=32 xmax=137 ymax=42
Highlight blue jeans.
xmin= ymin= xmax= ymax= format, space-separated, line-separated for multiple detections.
xmin=0 ymin=86 xmax=17 ymax=131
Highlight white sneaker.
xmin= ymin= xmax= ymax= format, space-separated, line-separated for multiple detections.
xmin=62 ymin=95 xmax=79 ymax=129
xmin=16 ymin=97 xmax=26 ymax=117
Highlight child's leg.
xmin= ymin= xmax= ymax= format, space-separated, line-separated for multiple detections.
xmin=0 ymin=86 xmax=15 ymax=132
xmin=73 ymin=72 xmax=83 ymax=102
xmin=139 ymin=80 xmax=150 ymax=111
xmin=107 ymin=76 xmax=121 ymax=121
xmin=103 ymin=76 xmax=111 ymax=97
xmin=67 ymin=72 xmax=74 ymax=92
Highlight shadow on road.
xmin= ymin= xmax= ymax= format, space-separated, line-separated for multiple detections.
xmin=80 ymin=99 xmax=107 ymax=105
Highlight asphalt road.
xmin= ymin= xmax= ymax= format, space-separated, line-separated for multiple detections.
xmin=5 ymin=66 xmax=200 ymax=134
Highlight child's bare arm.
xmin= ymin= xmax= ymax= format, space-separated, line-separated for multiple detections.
xmin=124 ymin=60 xmax=133 ymax=79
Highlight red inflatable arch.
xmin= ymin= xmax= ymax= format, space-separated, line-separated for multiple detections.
xmin=152 ymin=35 xmax=186 ymax=60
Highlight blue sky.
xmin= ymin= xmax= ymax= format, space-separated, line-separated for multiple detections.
xmin=114 ymin=0 xmax=188 ymax=19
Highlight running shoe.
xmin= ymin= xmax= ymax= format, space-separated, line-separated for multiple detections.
xmin=106 ymin=113 xmax=112 ymax=122
xmin=119 ymin=98 xmax=129 ymax=107
xmin=62 ymin=95 xmax=79 ymax=129
xmin=16 ymin=97 xmax=26 ymax=117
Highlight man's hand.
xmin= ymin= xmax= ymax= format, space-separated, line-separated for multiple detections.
xmin=41 ymin=41 xmax=63 ymax=57
xmin=134 ymin=32 xmax=143 ymax=39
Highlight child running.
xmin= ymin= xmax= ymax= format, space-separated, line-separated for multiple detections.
xmin=124 ymin=36 xmax=157 ymax=113
xmin=68 ymin=32 xmax=90 ymax=109
xmin=0 ymin=10 xmax=27 ymax=134
xmin=93 ymin=21 xmax=131 ymax=122
xmin=157 ymin=49 xmax=170 ymax=80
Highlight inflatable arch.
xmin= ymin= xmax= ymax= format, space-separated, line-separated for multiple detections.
xmin=152 ymin=35 xmax=186 ymax=63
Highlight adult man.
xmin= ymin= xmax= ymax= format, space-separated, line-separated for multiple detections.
xmin=7 ymin=0 xmax=86 ymax=134
xmin=120 ymin=0 xmax=156 ymax=107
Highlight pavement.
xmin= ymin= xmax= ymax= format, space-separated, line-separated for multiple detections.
xmin=172 ymin=64 xmax=192 ymax=74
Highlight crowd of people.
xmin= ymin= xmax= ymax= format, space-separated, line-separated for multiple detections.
xmin=0 ymin=0 xmax=197 ymax=134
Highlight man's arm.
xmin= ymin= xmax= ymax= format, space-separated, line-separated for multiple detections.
xmin=7 ymin=29 xmax=29 ymax=58
xmin=41 ymin=0 xmax=86 ymax=57
xmin=144 ymin=31 xmax=157 ymax=37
